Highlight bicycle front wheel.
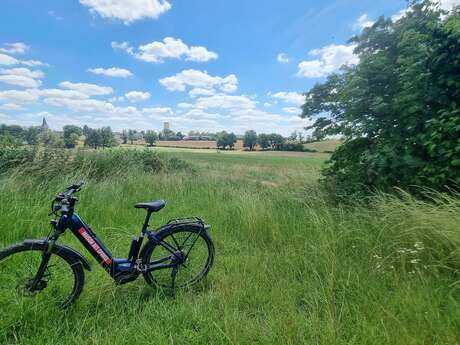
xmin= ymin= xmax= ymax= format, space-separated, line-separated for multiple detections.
xmin=142 ymin=225 xmax=214 ymax=289
xmin=0 ymin=241 xmax=85 ymax=310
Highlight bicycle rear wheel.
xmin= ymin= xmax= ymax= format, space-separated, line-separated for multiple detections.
xmin=0 ymin=241 xmax=85 ymax=310
xmin=142 ymin=225 xmax=214 ymax=289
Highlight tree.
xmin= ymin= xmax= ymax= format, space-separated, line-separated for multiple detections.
xmin=128 ymin=129 xmax=136 ymax=144
xmin=63 ymin=125 xmax=82 ymax=148
xmin=121 ymin=130 xmax=128 ymax=144
xmin=301 ymin=1 xmax=460 ymax=198
xmin=257 ymin=134 xmax=270 ymax=150
xmin=144 ymin=130 xmax=158 ymax=146
xmin=176 ymin=131 xmax=185 ymax=140
xmin=216 ymin=131 xmax=237 ymax=150
xmin=100 ymin=127 xmax=117 ymax=148
xmin=23 ymin=126 xmax=41 ymax=145
xmin=268 ymin=133 xmax=285 ymax=150
xmin=243 ymin=130 xmax=257 ymax=150
xmin=82 ymin=125 xmax=90 ymax=137
xmin=40 ymin=130 xmax=63 ymax=148
xmin=226 ymin=133 xmax=237 ymax=149
xmin=216 ymin=131 xmax=228 ymax=149
xmin=84 ymin=128 xmax=102 ymax=149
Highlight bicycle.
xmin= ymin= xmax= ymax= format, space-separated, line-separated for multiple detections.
xmin=0 ymin=182 xmax=215 ymax=308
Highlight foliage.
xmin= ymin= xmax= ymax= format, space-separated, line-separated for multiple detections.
xmin=63 ymin=125 xmax=82 ymax=148
xmin=216 ymin=131 xmax=237 ymax=150
xmin=257 ymin=133 xmax=270 ymax=150
xmin=84 ymin=127 xmax=117 ymax=149
xmin=0 ymin=146 xmax=192 ymax=180
xmin=144 ymin=130 xmax=158 ymax=146
xmin=243 ymin=130 xmax=257 ymax=150
xmin=121 ymin=129 xmax=128 ymax=144
xmin=40 ymin=130 xmax=64 ymax=148
xmin=23 ymin=126 xmax=41 ymax=145
xmin=301 ymin=1 xmax=460 ymax=198
xmin=0 ymin=124 xmax=23 ymax=138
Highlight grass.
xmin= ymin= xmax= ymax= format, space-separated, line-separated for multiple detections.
xmin=0 ymin=148 xmax=459 ymax=344
xmin=303 ymin=139 xmax=343 ymax=153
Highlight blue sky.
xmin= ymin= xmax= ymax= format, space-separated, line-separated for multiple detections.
xmin=0 ymin=0 xmax=453 ymax=135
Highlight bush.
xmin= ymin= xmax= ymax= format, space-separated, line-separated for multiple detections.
xmin=0 ymin=147 xmax=192 ymax=180
xmin=301 ymin=2 xmax=460 ymax=199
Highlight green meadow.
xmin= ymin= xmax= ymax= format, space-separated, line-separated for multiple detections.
xmin=0 ymin=148 xmax=459 ymax=344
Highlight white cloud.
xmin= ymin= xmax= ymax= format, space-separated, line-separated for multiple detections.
xmin=111 ymin=41 xmax=134 ymax=54
xmin=79 ymin=0 xmax=171 ymax=24
xmin=277 ymin=53 xmax=290 ymax=64
xmin=354 ymin=14 xmax=374 ymax=30
xmin=59 ymin=81 xmax=113 ymax=96
xmin=108 ymin=96 xmax=125 ymax=102
xmin=159 ymin=69 xmax=238 ymax=93
xmin=44 ymin=97 xmax=116 ymax=114
xmin=125 ymin=91 xmax=151 ymax=102
xmin=114 ymin=37 xmax=218 ymax=63
xmin=263 ymin=102 xmax=272 ymax=107
xmin=0 ymin=103 xmax=24 ymax=111
xmin=439 ymin=0 xmax=460 ymax=10
xmin=271 ymin=91 xmax=304 ymax=106
xmin=297 ymin=44 xmax=358 ymax=78
xmin=0 ymin=54 xmax=19 ymax=66
xmin=195 ymin=94 xmax=256 ymax=110
xmin=177 ymin=102 xmax=193 ymax=109
xmin=88 ymin=67 xmax=133 ymax=78
xmin=0 ymin=43 xmax=30 ymax=55
xmin=21 ymin=60 xmax=48 ymax=67
xmin=0 ymin=67 xmax=44 ymax=79
xmin=189 ymin=88 xmax=216 ymax=98
xmin=0 ymin=67 xmax=43 ymax=88
xmin=283 ymin=107 xmax=300 ymax=114
xmin=35 ymin=89 xmax=90 ymax=100
xmin=391 ymin=1 xmax=459 ymax=22
xmin=0 ymin=74 xmax=41 ymax=88
xmin=0 ymin=90 xmax=38 ymax=103
xmin=183 ymin=108 xmax=221 ymax=120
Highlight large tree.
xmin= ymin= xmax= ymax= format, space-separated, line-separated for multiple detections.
xmin=63 ymin=125 xmax=82 ymax=148
xmin=243 ymin=130 xmax=257 ymax=150
xmin=144 ymin=130 xmax=158 ymax=146
xmin=301 ymin=1 xmax=460 ymax=198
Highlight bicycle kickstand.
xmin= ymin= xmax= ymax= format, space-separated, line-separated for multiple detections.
xmin=171 ymin=265 xmax=178 ymax=296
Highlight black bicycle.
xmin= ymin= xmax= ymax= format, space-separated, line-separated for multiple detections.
xmin=0 ymin=182 xmax=214 ymax=308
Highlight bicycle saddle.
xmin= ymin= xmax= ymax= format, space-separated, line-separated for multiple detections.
xmin=134 ymin=200 xmax=166 ymax=212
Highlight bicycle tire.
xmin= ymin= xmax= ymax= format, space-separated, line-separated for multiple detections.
xmin=0 ymin=241 xmax=85 ymax=309
xmin=142 ymin=224 xmax=214 ymax=289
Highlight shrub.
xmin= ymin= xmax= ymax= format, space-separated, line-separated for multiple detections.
xmin=0 ymin=147 xmax=192 ymax=180
xmin=301 ymin=2 xmax=460 ymax=199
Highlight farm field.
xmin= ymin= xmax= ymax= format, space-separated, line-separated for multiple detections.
xmin=156 ymin=139 xmax=244 ymax=150
xmin=0 ymin=148 xmax=459 ymax=344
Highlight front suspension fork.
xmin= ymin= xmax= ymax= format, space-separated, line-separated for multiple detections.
xmin=28 ymin=224 xmax=61 ymax=291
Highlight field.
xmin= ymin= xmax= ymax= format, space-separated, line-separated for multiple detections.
xmin=156 ymin=140 xmax=244 ymax=150
xmin=0 ymin=148 xmax=459 ymax=344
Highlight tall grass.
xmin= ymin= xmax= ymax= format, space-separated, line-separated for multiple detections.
xmin=0 ymin=149 xmax=459 ymax=344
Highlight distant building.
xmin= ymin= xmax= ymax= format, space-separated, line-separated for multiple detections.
xmin=41 ymin=117 xmax=49 ymax=130
xmin=163 ymin=122 xmax=170 ymax=131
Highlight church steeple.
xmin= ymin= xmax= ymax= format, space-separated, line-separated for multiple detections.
xmin=41 ymin=116 xmax=49 ymax=129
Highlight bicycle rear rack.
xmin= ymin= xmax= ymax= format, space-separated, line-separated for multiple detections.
xmin=166 ymin=217 xmax=204 ymax=225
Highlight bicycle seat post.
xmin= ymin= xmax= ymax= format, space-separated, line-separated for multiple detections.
xmin=141 ymin=211 xmax=153 ymax=234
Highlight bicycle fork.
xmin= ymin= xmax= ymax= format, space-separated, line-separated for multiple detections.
xmin=27 ymin=223 xmax=61 ymax=292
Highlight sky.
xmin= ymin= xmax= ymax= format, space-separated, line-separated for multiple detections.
xmin=0 ymin=0 xmax=458 ymax=135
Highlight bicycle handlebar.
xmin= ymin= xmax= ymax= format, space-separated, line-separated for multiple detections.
xmin=50 ymin=182 xmax=85 ymax=214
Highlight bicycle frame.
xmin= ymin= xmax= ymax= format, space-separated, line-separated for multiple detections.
xmin=53 ymin=211 xmax=187 ymax=284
